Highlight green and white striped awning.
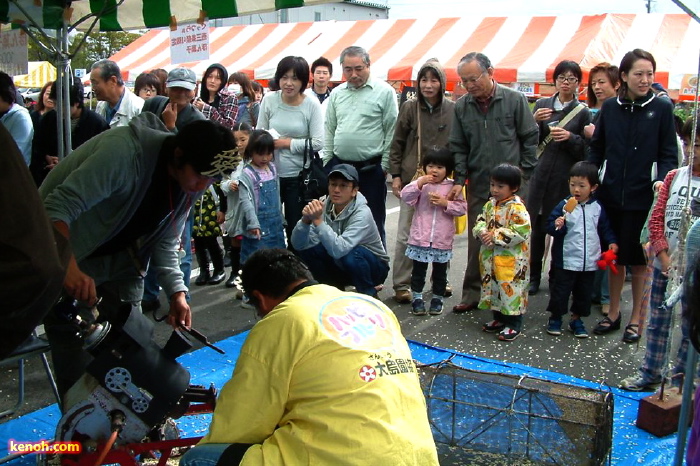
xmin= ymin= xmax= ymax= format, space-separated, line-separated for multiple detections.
xmin=0 ymin=0 xmax=339 ymax=31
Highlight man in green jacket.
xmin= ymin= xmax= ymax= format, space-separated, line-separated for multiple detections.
xmin=448 ymin=52 xmax=539 ymax=313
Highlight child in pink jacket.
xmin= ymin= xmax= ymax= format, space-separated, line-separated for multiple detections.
xmin=401 ymin=148 xmax=467 ymax=315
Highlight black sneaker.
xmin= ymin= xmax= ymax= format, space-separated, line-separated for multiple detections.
xmin=208 ymin=270 xmax=226 ymax=285
xmin=498 ymin=327 xmax=521 ymax=342
xmin=483 ymin=320 xmax=506 ymax=333
xmin=411 ymin=299 xmax=427 ymax=316
xmin=429 ymin=298 xmax=443 ymax=315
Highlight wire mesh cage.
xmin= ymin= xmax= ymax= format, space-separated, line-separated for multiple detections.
xmin=417 ymin=358 xmax=614 ymax=465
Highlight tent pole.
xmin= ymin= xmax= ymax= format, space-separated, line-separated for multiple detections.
xmin=672 ymin=39 xmax=700 ymax=465
xmin=61 ymin=18 xmax=72 ymax=158
xmin=671 ymin=0 xmax=700 ymax=23
xmin=55 ymin=56 xmax=64 ymax=161
xmin=675 ymin=348 xmax=699 ymax=465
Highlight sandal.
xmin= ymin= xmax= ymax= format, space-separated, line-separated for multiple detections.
xmin=623 ymin=324 xmax=641 ymax=344
xmin=592 ymin=315 xmax=621 ymax=335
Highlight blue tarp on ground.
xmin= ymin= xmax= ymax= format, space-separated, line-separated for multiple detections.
xmin=0 ymin=331 xmax=684 ymax=464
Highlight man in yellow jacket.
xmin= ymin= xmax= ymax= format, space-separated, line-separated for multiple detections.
xmin=180 ymin=248 xmax=439 ymax=465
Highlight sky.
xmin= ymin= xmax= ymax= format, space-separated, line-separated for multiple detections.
xmin=386 ymin=0 xmax=698 ymax=18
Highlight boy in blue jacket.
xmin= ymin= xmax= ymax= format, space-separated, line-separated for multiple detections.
xmin=545 ymin=161 xmax=618 ymax=337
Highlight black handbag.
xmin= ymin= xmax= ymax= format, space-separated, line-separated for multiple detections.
xmin=298 ymin=139 xmax=328 ymax=203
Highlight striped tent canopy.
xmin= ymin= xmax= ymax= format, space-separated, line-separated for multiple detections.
xmin=0 ymin=0 xmax=336 ymax=31
xmin=110 ymin=13 xmax=700 ymax=95
xmin=12 ymin=60 xmax=55 ymax=87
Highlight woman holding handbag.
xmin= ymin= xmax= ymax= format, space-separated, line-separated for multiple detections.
xmin=526 ymin=60 xmax=591 ymax=296
xmin=257 ymin=56 xmax=323 ymax=248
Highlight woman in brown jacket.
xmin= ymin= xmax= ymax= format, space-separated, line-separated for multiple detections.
xmin=389 ymin=59 xmax=455 ymax=304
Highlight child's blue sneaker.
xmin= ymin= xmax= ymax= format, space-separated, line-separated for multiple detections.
xmin=569 ymin=318 xmax=589 ymax=338
xmin=429 ymin=297 xmax=444 ymax=315
xmin=546 ymin=318 xmax=562 ymax=336
xmin=411 ymin=299 xmax=427 ymax=316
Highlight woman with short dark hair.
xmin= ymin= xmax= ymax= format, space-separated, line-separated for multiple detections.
xmin=134 ymin=72 xmax=161 ymax=100
xmin=257 ymin=56 xmax=323 ymax=248
xmin=527 ymin=60 xmax=591 ymax=296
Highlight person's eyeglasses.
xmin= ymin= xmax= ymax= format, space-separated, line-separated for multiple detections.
xmin=458 ymin=71 xmax=485 ymax=88
xmin=556 ymin=76 xmax=578 ymax=84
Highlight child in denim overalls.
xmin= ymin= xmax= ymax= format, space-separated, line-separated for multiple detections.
xmin=237 ymin=130 xmax=286 ymax=266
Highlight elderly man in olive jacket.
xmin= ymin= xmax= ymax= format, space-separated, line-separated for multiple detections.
xmin=448 ymin=52 xmax=539 ymax=313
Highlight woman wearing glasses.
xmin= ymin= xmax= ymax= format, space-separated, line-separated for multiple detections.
xmin=589 ymin=49 xmax=678 ymax=343
xmin=526 ymin=60 xmax=591 ymax=296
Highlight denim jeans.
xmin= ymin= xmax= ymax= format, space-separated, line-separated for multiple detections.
xmin=298 ymin=243 xmax=389 ymax=297
xmin=179 ymin=443 xmax=251 ymax=466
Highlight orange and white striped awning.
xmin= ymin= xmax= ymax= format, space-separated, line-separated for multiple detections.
xmin=111 ymin=13 xmax=700 ymax=91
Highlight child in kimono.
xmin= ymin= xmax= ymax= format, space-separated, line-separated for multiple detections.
xmin=474 ymin=163 xmax=531 ymax=341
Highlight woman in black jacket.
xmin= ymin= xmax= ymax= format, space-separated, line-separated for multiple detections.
xmin=588 ymin=49 xmax=678 ymax=342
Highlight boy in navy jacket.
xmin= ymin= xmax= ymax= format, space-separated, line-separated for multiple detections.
xmin=545 ymin=162 xmax=618 ymax=337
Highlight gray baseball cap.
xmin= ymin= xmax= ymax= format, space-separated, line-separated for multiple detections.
xmin=166 ymin=68 xmax=196 ymax=90
xmin=329 ymin=164 xmax=359 ymax=183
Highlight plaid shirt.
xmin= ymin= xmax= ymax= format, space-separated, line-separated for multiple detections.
xmin=201 ymin=90 xmax=239 ymax=130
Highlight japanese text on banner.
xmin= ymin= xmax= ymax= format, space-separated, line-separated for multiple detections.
xmin=170 ymin=21 xmax=210 ymax=65
xmin=0 ymin=29 xmax=28 ymax=76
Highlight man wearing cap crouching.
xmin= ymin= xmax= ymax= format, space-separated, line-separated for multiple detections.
xmin=40 ymin=113 xmax=239 ymax=400
xmin=143 ymin=67 xmax=205 ymax=132
xmin=291 ymin=164 xmax=390 ymax=298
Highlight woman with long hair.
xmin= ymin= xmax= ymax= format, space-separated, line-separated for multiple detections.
xmin=229 ymin=71 xmax=259 ymax=127
xmin=29 ymin=81 xmax=54 ymax=128
xmin=257 ymin=56 xmax=323 ymax=248
xmin=589 ymin=49 xmax=678 ymax=343
xmin=193 ymin=63 xmax=238 ymax=130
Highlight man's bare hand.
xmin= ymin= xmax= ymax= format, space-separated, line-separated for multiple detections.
xmin=168 ymin=291 xmax=191 ymax=328
xmin=162 ymin=102 xmax=178 ymax=130
xmin=447 ymin=184 xmax=462 ymax=201
xmin=64 ymin=256 xmax=97 ymax=305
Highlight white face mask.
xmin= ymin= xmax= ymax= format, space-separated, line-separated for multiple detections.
xmin=227 ymin=83 xmax=241 ymax=94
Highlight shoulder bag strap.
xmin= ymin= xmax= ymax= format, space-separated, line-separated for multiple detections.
xmin=536 ymin=103 xmax=586 ymax=158
xmin=411 ymin=101 xmax=426 ymax=181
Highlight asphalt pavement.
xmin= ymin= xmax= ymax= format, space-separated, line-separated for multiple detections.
xmin=0 ymin=185 xmax=652 ymax=422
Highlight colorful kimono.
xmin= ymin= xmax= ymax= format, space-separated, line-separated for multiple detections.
xmin=473 ymin=195 xmax=531 ymax=315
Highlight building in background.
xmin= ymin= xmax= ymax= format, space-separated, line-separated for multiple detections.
xmin=219 ymin=0 xmax=388 ymax=25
